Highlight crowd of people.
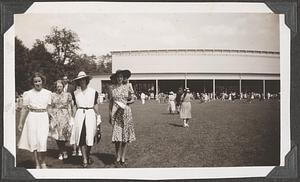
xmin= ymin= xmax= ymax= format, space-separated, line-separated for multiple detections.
xmin=17 ymin=69 xmax=135 ymax=169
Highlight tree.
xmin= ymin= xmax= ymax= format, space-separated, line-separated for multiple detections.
xmin=45 ymin=26 xmax=80 ymax=65
xmin=29 ymin=39 xmax=60 ymax=90
xmin=15 ymin=37 xmax=30 ymax=93
xmin=97 ymin=53 xmax=112 ymax=73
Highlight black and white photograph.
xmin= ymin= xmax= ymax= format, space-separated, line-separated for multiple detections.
xmin=2 ymin=1 xmax=293 ymax=180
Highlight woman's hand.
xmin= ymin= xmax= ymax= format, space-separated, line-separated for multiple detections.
xmin=96 ymin=115 xmax=102 ymax=126
xmin=69 ymin=117 xmax=75 ymax=126
xmin=18 ymin=123 xmax=23 ymax=132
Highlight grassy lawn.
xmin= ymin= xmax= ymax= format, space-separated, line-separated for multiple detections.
xmin=16 ymin=99 xmax=280 ymax=168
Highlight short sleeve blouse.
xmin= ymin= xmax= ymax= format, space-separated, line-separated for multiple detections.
xmin=23 ymin=88 xmax=52 ymax=109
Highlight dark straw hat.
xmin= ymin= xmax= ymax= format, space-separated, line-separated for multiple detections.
xmin=122 ymin=70 xmax=131 ymax=79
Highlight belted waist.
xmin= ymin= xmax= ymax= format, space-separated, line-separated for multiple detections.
xmin=78 ymin=107 xmax=94 ymax=110
xmin=29 ymin=108 xmax=47 ymax=112
xmin=53 ymin=105 xmax=68 ymax=109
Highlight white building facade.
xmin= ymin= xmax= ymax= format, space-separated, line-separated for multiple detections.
xmin=89 ymin=49 xmax=280 ymax=98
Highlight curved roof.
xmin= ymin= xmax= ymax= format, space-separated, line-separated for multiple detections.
xmin=111 ymin=49 xmax=280 ymax=75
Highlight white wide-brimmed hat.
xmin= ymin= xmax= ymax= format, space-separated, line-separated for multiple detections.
xmin=72 ymin=71 xmax=92 ymax=82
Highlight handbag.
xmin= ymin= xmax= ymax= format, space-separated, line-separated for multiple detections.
xmin=95 ymin=124 xmax=102 ymax=144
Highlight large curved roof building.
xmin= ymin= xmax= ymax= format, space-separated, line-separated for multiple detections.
xmin=90 ymin=49 xmax=280 ymax=97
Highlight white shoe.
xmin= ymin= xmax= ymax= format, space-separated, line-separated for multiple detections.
xmin=41 ymin=163 xmax=48 ymax=169
xmin=58 ymin=154 xmax=63 ymax=160
xmin=63 ymin=152 xmax=68 ymax=159
xmin=78 ymin=150 xmax=82 ymax=156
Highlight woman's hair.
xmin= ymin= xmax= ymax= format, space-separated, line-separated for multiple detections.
xmin=54 ymin=80 xmax=65 ymax=89
xmin=31 ymin=72 xmax=46 ymax=85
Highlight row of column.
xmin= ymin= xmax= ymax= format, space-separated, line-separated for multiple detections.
xmin=154 ymin=78 xmax=268 ymax=99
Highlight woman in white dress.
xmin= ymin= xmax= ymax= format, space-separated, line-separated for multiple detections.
xmin=17 ymin=72 xmax=52 ymax=169
xmin=70 ymin=71 xmax=102 ymax=168
xmin=168 ymin=91 xmax=176 ymax=114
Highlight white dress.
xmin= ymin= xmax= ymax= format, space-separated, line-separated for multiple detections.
xmin=168 ymin=94 xmax=176 ymax=113
xmin=70 ymin=87 xmax=97 ymax=146
xmin=18 ymin=88 xmax=51 ymax=152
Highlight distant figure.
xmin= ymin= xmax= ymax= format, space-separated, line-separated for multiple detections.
xmin=150 ymin=92 xmax=155 ymax=100
xmin=141 ymin=92 xmax=146 ymax=104
xmin=175 ymin=87 xmax=183 ymax=114
xmin=180 ymin=88 xmax=192 ymax=128
xmin=168 ymin=91 xmax=176 ymax=114
xmin=63 ymin=76 xmax=75 ymax=93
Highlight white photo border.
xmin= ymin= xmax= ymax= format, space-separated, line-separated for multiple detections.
xmin=3 ymin=2 xmax=290 ymax=180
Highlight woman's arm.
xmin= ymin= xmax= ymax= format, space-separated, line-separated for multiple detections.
xmin=127 ymin=83 xmax=135 ymax=105
xmin=18 ymin=106 xmax=29 ymax=132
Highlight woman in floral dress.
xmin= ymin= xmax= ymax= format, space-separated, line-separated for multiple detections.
xmin=49 ymin=80 xmax=73 ymax=160
xmin=109 ymin=70 xmax=135 ymax=167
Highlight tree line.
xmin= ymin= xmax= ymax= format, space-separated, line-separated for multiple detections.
xmin=15 ymin=27 xmax=112 ymax=94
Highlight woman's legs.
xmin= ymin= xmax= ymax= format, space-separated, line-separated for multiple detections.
xmin=115 ymin=142 xmax=122 ymax=162
xmin=186 ymin=119 xmax=190 ymax=127
xmin=72 ymin=144 xmax=77 ymax=156
xmin=39 ymin=152 xmax=47 ymax=168
xmin=80 ymin=145 xmax=88 ymax=166
xmin=120 ymin=142 xmax=128 ymax=163
xmin=56 ymin=140 xmax=68 ymax=159
xmin=86 ymin=146 xmax=93 ymax=164
xmin=33 ymin=150 xmax=40 ymax=168
xmin=183 ymin=119 xmax=187 ymax=127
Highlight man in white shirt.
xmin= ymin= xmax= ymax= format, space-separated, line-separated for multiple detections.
xmin=63 ymin=76 xmax=75 ymax=93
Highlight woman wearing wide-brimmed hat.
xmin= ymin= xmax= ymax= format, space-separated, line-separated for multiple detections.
xmin=70 ymin=71 xmax=102 ymax=168
xmin=180 ymin=88 xmax=193 ymax=128
xmin=108 ymin=69 xmax=136 ymax=167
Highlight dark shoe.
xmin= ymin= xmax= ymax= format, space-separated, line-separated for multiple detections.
xmin=120 ymin=161 xmax=127 ymax=167
xmin=114 ymin=160 xmax=121 ymax=167
xmin=82 ymin=159 xmax=88 ymax=168
xmin=88 ymin=157 xmax=94 ymax=165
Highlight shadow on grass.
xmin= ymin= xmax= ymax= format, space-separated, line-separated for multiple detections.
xmin=168 ymin=123 xmax=183 ymax=127
xmin=94 ymin=153 xmax=115 ymax=165
xmin=17 ymin=160 xmax=35 ymax=169
xmin=161 ymin=113 xmax=179 ymax=115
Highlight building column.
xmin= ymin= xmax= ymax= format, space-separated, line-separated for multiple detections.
xmin=263 ymin=80 xmax=266 ymax=98
xmin=155 ymin=79 xmax=159 ymax=97
xmin=185 ymin=73 xmax=187 ymax=88
xmin=213 ymin=79 xmax=216 ymax=100
xmin=239 ymin=74 xmax=242 ymax=97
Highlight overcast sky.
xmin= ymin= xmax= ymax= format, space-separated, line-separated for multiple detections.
xmin=15 ymin=13 xmax=279 ymax=56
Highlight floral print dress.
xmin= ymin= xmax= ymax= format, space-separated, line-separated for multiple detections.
xmin=110 ymin=84 xmax=136 ymax=143
xmin=49 ymin=92 xmax=72 ymax=141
